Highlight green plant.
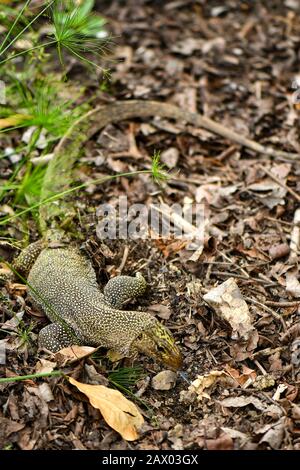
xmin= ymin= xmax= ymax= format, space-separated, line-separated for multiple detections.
xmin=52 ymin=0 xmax=111 ymax=72
xmin=0 ymin=78 xmax=88 ymax=211
xmin=0 ymin=152 xmax=170 ymax=226
xmin=151 ymin=150 xmax=168 ymax=184
xmin=16 ymin=319 xmax=35 ymax=347
xmin=0 ymin=0 xmax=111 ymax=73
xmin=108 ymin=365 xmax=151 ymax=412
xmin=13 ymin=164 xmax=46 ymax=208
xmin=108 ymin=366 xmax=145 ymax=390
xmin=0 ymin=317 xmax=35 ymax=349
xmin=1 ymin=79 xmax=84 ymax=135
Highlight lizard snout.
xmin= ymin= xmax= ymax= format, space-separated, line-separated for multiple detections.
xmin=161 ymin=343 xmax=183 ymax=371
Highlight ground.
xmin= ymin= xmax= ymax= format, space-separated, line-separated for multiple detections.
xmin=0 ymin=0 xmax=300 ymax=450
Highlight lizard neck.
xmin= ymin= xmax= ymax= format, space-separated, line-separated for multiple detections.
xmin=79 ymin=301 xmax=156 ymax=356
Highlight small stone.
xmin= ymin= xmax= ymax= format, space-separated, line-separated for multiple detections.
xmin=161 ymin=147 xmax=179 ymax=169
xmin=151 ymin=370 xmax=177 ymax=390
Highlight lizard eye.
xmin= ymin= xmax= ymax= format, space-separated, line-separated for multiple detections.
xmin=156 ymin=345 xmax=165 ymax=353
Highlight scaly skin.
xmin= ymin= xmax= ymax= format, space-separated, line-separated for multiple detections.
xmin=18 ymin=245 xmax=182 ymax=370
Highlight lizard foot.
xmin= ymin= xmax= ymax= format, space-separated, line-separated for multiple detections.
xmin=39 ymin=322 xmax=81 ymax=352
xmin=104 ymin=273 xmax=147 ymax=308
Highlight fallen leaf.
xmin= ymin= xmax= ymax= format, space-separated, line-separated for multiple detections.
xmin=220 ymin=427 xmax=249 ymax=442
xmin=218 ymin=396 xmax=266 ymax=411
xmin=232 ymin=328 xmax=259 ymax=362
xmin=180 ymin=370 xmax=231 ymax=402
xmin=225 ymin=364 xmax=256 ymax=386
xmin=154 ymin=237 xmax=188 ymax=258
xmin=257 ymin=418 xmax=286 ymax=449
xmin=84 ymin=364 xmax=109 ymax=386
xmin=69 ymin=377 xmax=144 ymax=441
xmin=160 ymin=147 xmax=179 ymax=168
xmin=38 ymin=383 xmax=54 ymax=402
xmin=286 ymin=271 xmax=300 ymax=298
xmin=0 ymin=417 xmax=25 ymax=449
xmin=6 ymin=282 xmax=27 ymax=296
xmin=0 ymin=114 xmax=31 ymax=130
xmin=54 ymin=345 xmax=98 ymax=366
xmin=247 ymin=177 xmax=287 ymax=209
xmin=148 ymin=303 xmax=171 ymax=320
xmin=1 ymin=312 xmax=24 ymax=332
xmin=206 ymin=432 xmax=233 ymax=450
xmin=35 ymin=359 xmax=56 ymax=374
xmin=203 ymin=278 xmax=254 ymax=339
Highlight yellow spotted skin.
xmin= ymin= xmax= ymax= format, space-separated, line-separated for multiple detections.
xmin=104 ymin=273 xmax=147 ymax=308
xmin=21 ymin=246 xmax=182 ymax=369
xmin=13 ymin=240 xmax=46 ymax=277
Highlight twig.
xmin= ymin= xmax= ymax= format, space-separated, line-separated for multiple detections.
xmin=215 ymin=145 xmax=238 ymax=161
xmin=244 ymin=296 xmax=287 ymax=330
xmin=254 ymin=359 xmax=267 ymax=375
xmin=118 ymin=245 xmax=130 ymax=273
xmin=216 ymin=250 xmax=250 ymax=279
xmin=252 ymin=346 xmax=284 ymax=357
xmin=258 ymin=164 xmax=300 ymax=203
xmin=265 ymin=300 xmax=300 ymax=307
xmin=210 ymin=271 xmax=278 ymax=286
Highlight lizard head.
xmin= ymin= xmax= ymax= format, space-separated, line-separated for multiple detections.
xmin=131 ymin=321 xmax=182 ymax=370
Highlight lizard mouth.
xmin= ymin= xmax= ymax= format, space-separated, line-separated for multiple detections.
xmin=162 ymin=344 xmax=183 ymax=371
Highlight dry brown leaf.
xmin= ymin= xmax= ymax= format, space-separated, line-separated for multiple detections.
xmin=203 ymin=277 xmax=254 ymax=339
xmin=6 ymin=282 xmax=27 ymax=296
xmin=35 ymin=359 xmax=57 ymax=374
xmin=224 ymin=364 xmax=256 ymax=386
xmin=54 ymin=345 xmax=98 ymax=366
xmin=206 ymin=432 xmax=233 ymax=450
xmin=69 ymin=377 xmax=144 ymax=441
xmin=190 ymin=371 xmax=227 ymax=400
xmin=218 ymin=396 xmax=266 ymax=411
xmin=148 ymin=303 xmax=171 ymax=320
xmin=257 ymin=418 xmax=286 ymax=449
xmin=180 ymin=370 xmax=233 ymax=403
xmin=0 ymin=114 xmax=31 ymax=130
xmin=153 ymin=237 xmax=188 ymax=258
xmin=286 ymin=270 xmax=300 ymax=298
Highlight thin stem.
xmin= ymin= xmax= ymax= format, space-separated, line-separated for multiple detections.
xmin=109 ymin=379 xmax=152 ymax=413
xmin=64 ymin=44 xmax=104 ymax=71
xmin=0 ymin=40 xmax=57 ymax=66
xmin=0 ymin=370 xmax=63 ymax=383
xmin=0 ymin=0 xmax=55 ymax=58
xmin=0 ymin=170 xmax=152 ymax=225
xmin=56 ymin=42 xmax=64 ymax=68
xmin=0 ymin=0 xmax=32 ymax=53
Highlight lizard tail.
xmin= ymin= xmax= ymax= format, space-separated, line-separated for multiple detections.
xmin=39 ymin=100 xmax=188 ymax=232
xmin=39 ymin=100 xmax=300 ymax=232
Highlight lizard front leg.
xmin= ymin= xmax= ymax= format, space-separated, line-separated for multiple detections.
xmin=103 ymin=273 xmax=147 ymax=308
xmin=39 ymin=322 xmax=83 ymax=352
xmin=13 ymin=240 xmax=46 ymax=277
